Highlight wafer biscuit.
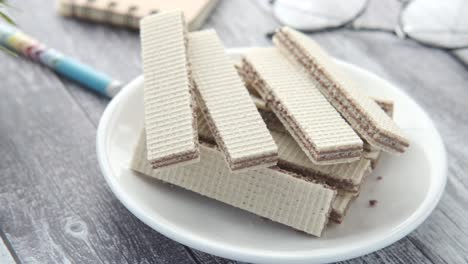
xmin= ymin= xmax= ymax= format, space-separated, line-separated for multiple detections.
xmin=254 ymin=99 xmax=393 ymax=135
xmin=373 ymin=98 xmax=394 ymax=119
xmin=247 ymin=90 xmax=395 ymax=170
xmin=248 ymin=86 xmax=394 ymax=117
xmin=196 ymin=110 xmax=371 ymax=192
xmin=363 ymin=100 xmax=394 ymax=169
xmin=364 ymin=146 xmax=382 ymax=170
xmin=271 ymin=130 xmax=371 ymax=192
xmin=273 ymin=27 xmax=409 ymax=154
xmin=330 ymin=190 xmax=358 ymax=223
xmin=140 ymin=11 xmax=199 ymax=169
xmin=131 ymin=131 xmax=336 ymax=237
xmin=241 ymin=48 xmax=363 ymax=165
xmin=189 ymin=30 xmax=278 ymax=171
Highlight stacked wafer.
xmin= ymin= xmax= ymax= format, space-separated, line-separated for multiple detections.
xmin=234 ymin=93 xmax=395 ymax=223
xmin=273 ymin=27 xmax=409 ymax=154
xmin=132 ymin=12 xmax=409 ymax=237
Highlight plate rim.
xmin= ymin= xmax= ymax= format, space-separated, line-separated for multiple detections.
xmin=96 ymin=48 xmax=447 ymax=264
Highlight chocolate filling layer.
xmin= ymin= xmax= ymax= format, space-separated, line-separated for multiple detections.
xmin=330 ymin=210 xmax=344 ymax=224
xmin=183 ymin=18 xmax=201 ymax=162
xmin=151 ymin=149 xmax=200 ymax=169
xmin=277 ymin=160 xmax=359 ymax=191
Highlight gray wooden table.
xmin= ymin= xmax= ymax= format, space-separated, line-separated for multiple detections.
xmin=1 ymin=1 xmax=467 ymax=263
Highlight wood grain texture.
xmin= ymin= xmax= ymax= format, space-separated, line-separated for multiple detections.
xmin=0 ymin=51 xmax=198 ymax=264
xmin=1 ymin=0 xmax=467 ymax=263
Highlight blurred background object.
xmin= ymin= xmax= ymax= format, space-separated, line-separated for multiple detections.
xmin=57 ymin=0 xmax=218 ymax=30
xmin=273 ymin=0 xmax=368 ymax=31
xmin=0 ymin=0 xmax=220 ymax=98
xmin=272 ymin=0 xmax=468 ymax=65
xmin=0 ymin=23 xmax=123 ymax=97
xmin=401 ymin=0 xmax=468 ymax=49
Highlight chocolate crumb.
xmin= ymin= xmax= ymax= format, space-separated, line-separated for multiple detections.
xmin=377 ymin=176 xmax=383 ymax=180
xmin=369 ymin=200 xmax=378 ymax=207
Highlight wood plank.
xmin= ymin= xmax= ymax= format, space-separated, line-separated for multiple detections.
xmin=0 ymin=52 xmax=196 ymax=263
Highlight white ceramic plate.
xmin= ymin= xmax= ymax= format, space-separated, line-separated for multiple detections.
xmin=97 ymin=49 xmax=447 ymax=264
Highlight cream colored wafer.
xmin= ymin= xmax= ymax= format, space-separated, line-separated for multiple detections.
xmin=330 ymin=190 xmax=358 ymax=223
xmin=131 ymin=131 xmax=336 ymax=237
xmin=196 ymin=110 xmax=371 ymax=192
xmin=253 ymin=95 xmax=395 ymax=135
xmin=249 ymin=88 xmax=394 ymax=116
xmin=273 ymin=27 xmax=409 ymax=154
xmin=58 ymin=0 xmax=218 ymax=30
xmin=373 ymin=98 xmax=394 ymax=119
xmin=363 ymin=100 xmax=394 ymax=169
xmin=241 ymin=48 xmax=363 ymax=165
xmin=140 ymin=11 xmax=199 ymax=169
xmin=271 ymin=130 xmax=371 ymax=192
xmin=189 ymin=30 xmax=278 ymax=171
xmin=247 ymin=90 xmax=395 ymax=171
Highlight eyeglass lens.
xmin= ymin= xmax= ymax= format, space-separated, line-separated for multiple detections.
xmin=273 ymin=0 xmax=468 ymax=49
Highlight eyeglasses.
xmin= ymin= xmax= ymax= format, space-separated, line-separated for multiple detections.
xmin=269 ymin=0 xmax=468 ymax=51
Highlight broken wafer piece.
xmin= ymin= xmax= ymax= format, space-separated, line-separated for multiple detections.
xmin=241 ymin=48 xmax=363 ymax=165
xmin=373 ymin=98 xmax=394 ymax=119
xmin=189 ymin=30 xmax=278 ymax=171
xmin=363 ymin=100 xmax=394 ymax=169
xmin=364 ymin=145 xmax=382 ymax=170
xmin=249 ymin=95 xmax=394 ymax=169
xmin=131 ymin=131 xmax=336 ymax=237
xmin=140 ymin=11 xmax=199 ymax=169
xmin=273 ymin=27 xmax=409 ymax=154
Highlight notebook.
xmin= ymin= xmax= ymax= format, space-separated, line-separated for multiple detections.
xmin=57 ymin=0 xmax=219 ymax=30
